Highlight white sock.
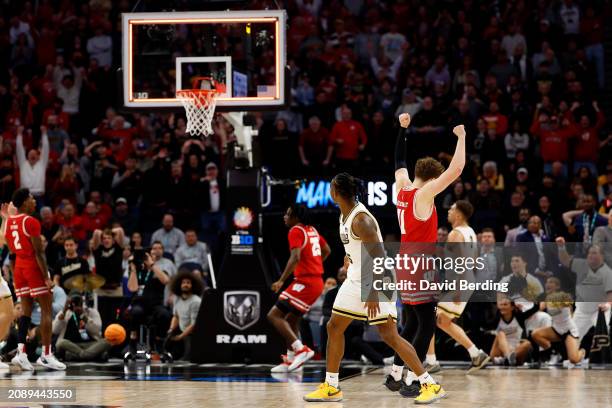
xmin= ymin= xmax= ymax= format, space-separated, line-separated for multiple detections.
xmin=390 ymin=364 xmax=403 ymax=381
xmin=291 ymin=339 xmax=304 ymax=352
xmin=417 ymin=372 xmax=436 ymax=385
xmin=17 ymin=343 xmax=25 ymax=354
xmin=287 ymin=350 xmax=295 ymax=360
xmin=325 ymin=372 xmax=339 ymax=388
xmin=425 ymin=354 xmax=437 ymax=365
xmin=467 ymin=345 xmax=480 ymax=359
xmin=404 ymin=370 xmax=418 ymax=385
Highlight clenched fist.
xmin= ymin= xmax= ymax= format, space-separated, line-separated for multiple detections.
xmin=453 ymin=125 xmax=466 ymax=138
xmin=399 ymin=113 xmax=411 ymax=128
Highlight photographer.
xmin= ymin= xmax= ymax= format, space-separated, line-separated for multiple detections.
xmin=92 ymin=227 xmax=125 ymax=329
xmin=126 ymin=241 xmax=172 ymax=355
xmin=53 ymin=295 xmax=110 ymax=362
xmin=165 ymin=271 xmax=203 ymax=360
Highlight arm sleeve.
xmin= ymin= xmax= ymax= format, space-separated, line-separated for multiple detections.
xmin=288 ymin=227 xmax=306 ymax=250
xmin=394 ymin=130 xmax=408 ymax=170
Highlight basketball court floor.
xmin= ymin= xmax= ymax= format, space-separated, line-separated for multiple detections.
xmin=0 ymin=361 xmax=610 ymax=407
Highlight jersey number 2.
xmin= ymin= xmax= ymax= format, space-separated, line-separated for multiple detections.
xmin=11 ymin=230 xmax=22 ymax=250
xmin=310 ymin=238 xmax=321 ymax=257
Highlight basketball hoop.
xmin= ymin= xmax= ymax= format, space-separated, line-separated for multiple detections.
xmin=176 ymin=77 xmax=224 ymax=137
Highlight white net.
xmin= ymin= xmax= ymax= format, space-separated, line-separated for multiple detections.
xmin=176 ymin=89 xmax=219 ymax=137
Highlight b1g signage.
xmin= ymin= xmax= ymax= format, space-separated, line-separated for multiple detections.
xmin=296 ymin=179 xmax=399 ymax=210
xmin=192 ymin=168 xmax=283 ymax=363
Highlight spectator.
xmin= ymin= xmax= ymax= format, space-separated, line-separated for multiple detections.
xmin=166 ymin=271 xmax=204 ymax=360
xmin=530 ymin=112 xmax=577 ymax=176
xmin=480 ymin=161 xmax=504 ymax=191
xmin=16 ymin=126 xmax=49 ymax=203
xmin=379 ymin=23 xmax=406 ymax=61
xmin=571 ymin=101 xmax=605 ymax=175
xmin=54 ymin=69 xmax=83 ymax=116
xmin=517 ymin=216 xmax=555 ymax=282
xmin=111 ymin=198 xmax=137 ymax=236
xmin=92 ymin=227 xmax=125 ymax=329
xmin=556 ymin=238 xmax=612 ymax=343
xmin=481 ymin=102 xmax=508 ymax=137
xmin=504 ymin=120 xmax=530 ymax=160
xmin=53 ymin=295 xmax=110 ymax=362
xmin=470 ymin=179 xmax=503 ymax=235
xmin=151 ymin=214 xmax=186 ymax=255
xmin=593 ymin=209 xmax=612 ymax=267
xmin=325 ymin=105 xmax=367 ymax=173
xmin=537 ymin=195 xmax=560 ymax=239
xmin=559 ymin=0 xmax=580 ymax=36
xmin=425 ymin=55 xmax=451 ymax=91
xmin=86 ymin=26 xmax=112 ymax=68
xmin=51 ymin=164 xmax=80 ymax=207
xmin=298 ymin=116 xmax=330 ymax=173
xmin=174 ymin=230 xmax=210 ymax=278
xmin=126 ymin=241 xmax=172 ymax=354
xmin=499 ymin=254 xmax=544 ymax=297
xmin=479 ymin=228 xmax=504 ymax=282
xmin=394 ymin=89 xmax=423 ymax=118
xmin=505 ymin=207 xmax=531 ymax=247
xmin=580 ymin=6 xmax=604 ymax=88
xmin=56 ymin=203 xmax=85 ymax=242
xmin=53 ymin=237 xmax=90 ymax=289
xmin=111 ymin=156 xmax=143 ymax=206
xmin=81 ymin=201 xmax=110 ymax=238
xmin=563 ymin=194 xmax=607 ymax=243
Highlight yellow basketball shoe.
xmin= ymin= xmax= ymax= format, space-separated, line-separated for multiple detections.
xmin=414 ymin=383 xmax=447 ymax=404
xmin=303 ymin=382 xmax=343 ymax=402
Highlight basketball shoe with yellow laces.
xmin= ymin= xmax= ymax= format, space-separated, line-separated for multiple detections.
xmin=414 ymin=382 xmax=447 ymax=404
xmin=303 ymin=382 xmax=343 ymax=402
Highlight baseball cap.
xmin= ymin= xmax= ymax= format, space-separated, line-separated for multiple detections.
xmin=517 ymin=167 xmax=528 ymax=175
xmin=115 ymin=197 xmax=128 ymax=205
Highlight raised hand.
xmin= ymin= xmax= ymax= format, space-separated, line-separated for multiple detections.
xmin=399 ymin=113 xmax=411 ymax=128
xmin=453 ymin=124 xmax=466 ymax=138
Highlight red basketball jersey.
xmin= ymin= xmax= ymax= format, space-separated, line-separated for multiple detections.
xmin=5 ymin=214 xmax=41 ymax=269
xmin=396 ymin=187 xmax=438 ymax=304
xmin=396 ymin=187 xmax=438 ymax=243
xmin=288 ymin=224 xmax=326 ymax=279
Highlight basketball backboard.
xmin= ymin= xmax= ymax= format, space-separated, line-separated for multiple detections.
xmin=122 ymin=10 xmax=287 ymax=110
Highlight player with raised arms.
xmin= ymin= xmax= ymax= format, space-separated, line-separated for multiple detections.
xmin=6 ymin=188 xmax=65 ymax=370
xmin=385 ymin=114 xmax=465 ymax=397
xmin=304 ymin=173 xmax=446 ymax=404
xmin=268 ymin=204 xmax=331 ymax=373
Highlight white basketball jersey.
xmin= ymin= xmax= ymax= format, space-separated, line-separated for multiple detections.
xmin=339 ymin=202 xmax=383 ymax=282
xmin=453 ymin=224 xmax=477 ymax=277
xmin=455 ymin=225 xmax=477 ymax=247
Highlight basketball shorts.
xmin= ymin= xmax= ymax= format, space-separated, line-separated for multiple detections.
xmin=13 ymin=264 xmax=49 ymax=298
xmin=277 ymin=278 xmax=324 ymax=315
xmin=332 ymin=279 xmax=398 ymax=325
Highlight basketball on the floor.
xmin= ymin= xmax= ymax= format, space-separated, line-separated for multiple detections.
xmin=104 ymin=324 xmax=127 ymax=346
